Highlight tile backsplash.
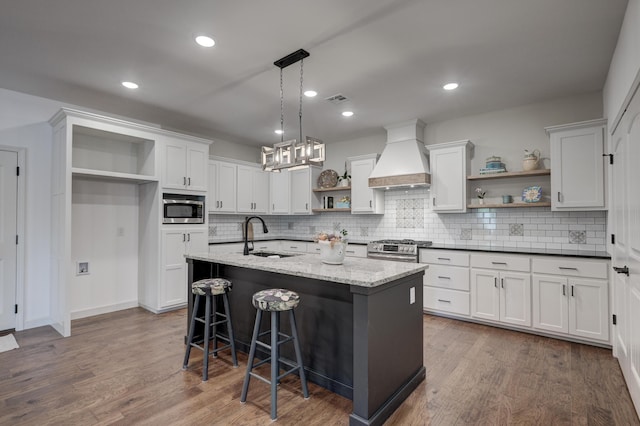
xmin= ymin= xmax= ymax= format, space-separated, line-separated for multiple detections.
xmin=209 ymin=188 xmax=607 ymax=251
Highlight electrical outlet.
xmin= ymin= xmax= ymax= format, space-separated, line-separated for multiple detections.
xmin=117 ymin=227 xmax=124 ymax=237
xmin=409 ymin=287 xmax=415 ymax=304
xmin=77 ymin=261 xmax=89 ymax=275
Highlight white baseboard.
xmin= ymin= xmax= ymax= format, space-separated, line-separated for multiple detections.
xmin=70 ymin=300 xmax=139 ymax=320
xmin=22 ymin=316 xmax=54 ymax=331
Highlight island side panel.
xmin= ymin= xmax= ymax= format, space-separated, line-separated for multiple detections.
xmin=350 ymin=272 xmax=425 ymax=426
xmin=188 ymin=259 xmax=355 ymax=399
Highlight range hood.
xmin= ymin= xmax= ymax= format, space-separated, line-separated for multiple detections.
xmin=368 ymin=119 xmax=431 ymax=188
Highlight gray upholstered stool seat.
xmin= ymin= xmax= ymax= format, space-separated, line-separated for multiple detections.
xmin=251 ymin=288 xmax=300 ymax=311
xmin=241 ymin=288 xmax=309 ymax=420
xmin=183 ymin=278 xmax=238 ymax=382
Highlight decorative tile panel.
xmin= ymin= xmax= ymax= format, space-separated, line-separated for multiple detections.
xmin=569 ymin=230 xmax=587 ymax=244
xmin=509 ymin=223 xmax=524 ymax=236
xmin=460 ymin=228 xmax=473 ymax=240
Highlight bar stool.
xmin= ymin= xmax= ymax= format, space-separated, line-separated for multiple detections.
xmin=183 ymin=278 xmax=238 ymax=382
xmin=240 ymin=288 xmax=309 ymax=420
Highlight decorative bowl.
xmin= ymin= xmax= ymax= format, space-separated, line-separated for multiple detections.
xmin=318 ymin=169 xmax=339 ymax=188
xmin=318 ymin=240 xmax=347 ymax=264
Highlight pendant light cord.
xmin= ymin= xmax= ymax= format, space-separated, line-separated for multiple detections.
xmin=279 ymin=67 xmax=284 ymax=142
xmin=299 ymin=58 xmax=304 ymax=147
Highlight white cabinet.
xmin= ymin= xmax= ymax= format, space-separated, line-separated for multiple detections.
xmin=470 ymin=253 xmax=531 ymax=327
xmin=208 ymin=160 xmax=236 ymax=213
xmin=532 ymin=256 xmax=609 ymax=342
xmin=546 ymin=119 xmax=607 ymax=211
xmin=160 ymin=227 xmax=207 ymax=309
xmin=290 ymin=166 xmax=321 ymax=214
xmin=420 ymin=249 xmax=470 ymax=316
xmin=162 ymin=138 xmax=209 ymax=192
xmin=280 ymin=241 xmax=307 ymax=253
xmin=349 ymin=154 xmax=384 ymax=214
xmin=427 ymin=140 xmax=473 ymax=213
xmin=270 ymin=170 xmax=290 ymax=214
xmin=237 ymin=165 xmax=269 ymax=214
xmin=252 ymin=240 xmax=281 ymax=251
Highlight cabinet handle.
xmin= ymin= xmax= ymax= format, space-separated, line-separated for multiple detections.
xmin=273 ymin=203 xmax=275 ymax=210
xmin=492 ymin=262 xmax=507 ymax=265
xmin=571 ymin=285 xmax=574 ymax=297
xmin=613 ymin=265 xmax=630 ymax=276
xmin=370 ymin=200 xmax=372 ymax=208
xmin=557 ymin=192 xmax=561 ymax=202
xmin=437 ymin=299 xmax=451 ymax=303
xmin=183 ymin=177 xmax=187 ymax=185
xmin=188 ymin=177 xmax=191 ymax=186
xmin=187 ymin=233 xmax=191 ymax=242
xmin=290 ymin=246 xmax=298 ymax=249
xmin=433 ymin=197 xmax=436 ymax=207
xmin=437 ymin=257 xmax=451 ymax=261
xmin=562 ymin=284 xmax=566 ymax=296
xmin=183 ymin=233 xmax=186 ymax=242
xmin=216 ymin=201 xmax=219 ymax=208
xmin=346 ymin=250 xmax=355 ymax=254
xmin=559 ymin=267 xmax=578 ymax=270
xmin=437 ymin=276 xmax=451 ymax=280
xmin=305 ymin=203 xmax=308 ymax=210
xmin=494 ymin=277 xmax=497 ymax=288
xmin=220 ymin=201 xmax=223 ymax=208
xmin=501 ymin=278 xmax=504 ymax=288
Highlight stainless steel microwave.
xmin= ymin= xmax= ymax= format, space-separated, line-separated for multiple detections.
xmin=162 ymin=193 xmax=205 ymax=224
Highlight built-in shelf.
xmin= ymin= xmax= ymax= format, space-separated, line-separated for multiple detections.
xmin=313 ymin=186 xmax=351 ymax=192
xmin=72 ymin=168 xmax=159 ymax=184
xmin=467 ymin=201 xmax=552 ymax=209
xmin=311 ymin=208 xmax=352 ymax=213
xmin=467 ymin=169 xmax=551 ymax=180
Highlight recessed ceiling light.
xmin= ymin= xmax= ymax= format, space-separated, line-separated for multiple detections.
xmin=342 ymin=111 xmax=354 ymax=117
xmin=304 ymin=90 xmax=317 ymax=97
xmin=122 ymin=81 xmax=139 ymax=89
xmin=195 ymin=35 xmax=215 ymax=47
xmin=274 ymin=129 xmax=284 ymax=135
xmin=443 ymin=82 xmax=459 ymax=91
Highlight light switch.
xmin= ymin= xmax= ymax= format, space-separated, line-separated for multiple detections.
xmin=409 ymin=287 xmax=415 ymax=304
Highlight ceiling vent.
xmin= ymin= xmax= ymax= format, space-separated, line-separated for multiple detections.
xmin=325 ymin=93 xmax=349 ymax=104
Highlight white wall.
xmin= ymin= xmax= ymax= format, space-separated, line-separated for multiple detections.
xmin=210 ymin=137 xmax=260 ymax=163
xmin=604 ymin=0 xmax=640 ymax=124
xmin=70 ymin=179 xmax=139 ymax=319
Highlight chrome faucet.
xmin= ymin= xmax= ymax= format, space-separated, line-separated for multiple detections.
xmin=243 ymin=216 xmax=269 ymax=255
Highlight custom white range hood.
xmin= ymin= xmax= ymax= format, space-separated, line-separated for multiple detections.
xmin=368 ymin=119 xmax=431 ymax=189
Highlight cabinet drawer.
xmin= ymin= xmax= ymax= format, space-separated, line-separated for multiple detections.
xmin=532 ymin=257 xmax=608 ymax=279
xmin=470 ymin=253 xmax=530 ymax=272
xmin=281 ymin=241 xmax=307 ymax=253
xmin=424 ymin=265 xmax=469 ymax=291
xmin=423 ymin=287 xmax=470 ymax=316
xmin=420 ymin=250 xmax=469 ymax=267
xmin=344 ymin=244 xmax=367 ymax=258
xmin=307 ymin=243 xmax=322 ymax=254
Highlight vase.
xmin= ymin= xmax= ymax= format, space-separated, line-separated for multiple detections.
xmin=478 ymin=198 xmax=484 ymax=205
xmin=318 ymin=240 xmax=347 ymax=264
xmin=339 ymin=179 xmax=350 ymax=187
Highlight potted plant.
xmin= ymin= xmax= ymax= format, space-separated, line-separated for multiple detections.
xmin=338 ymin=162 xmax=351 ymax=187
xmin=314 ymin=229 xmax=348 ymax=264
xmin=475 ymin=187 xmax=486 ymax=205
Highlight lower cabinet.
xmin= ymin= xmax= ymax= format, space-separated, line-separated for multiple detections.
xmin=471 ymin=269 xmax=532 ymax=327
xmin=421 ymin=249 xmax=470 ymax=316
xmin=161 ymin=227 xmax=207 ymax=309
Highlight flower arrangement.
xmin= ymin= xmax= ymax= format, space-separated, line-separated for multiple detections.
xmin=314 ymin=229 xmax=348 ymax=247
xmin=339 ymin=196 xmax=350 ymax=203
xmin=475 ymin=187 xmax=486 ymax=199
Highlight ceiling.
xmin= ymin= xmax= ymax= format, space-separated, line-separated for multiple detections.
xmin=0 ymin=0 xmax=628 ymax=146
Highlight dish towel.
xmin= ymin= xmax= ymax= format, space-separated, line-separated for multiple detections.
xmin=0 ymin=334 xmax=19 ymax=353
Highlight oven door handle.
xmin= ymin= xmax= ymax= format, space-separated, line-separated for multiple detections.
xmin=367 ymin=253 xmax=417 ymax=262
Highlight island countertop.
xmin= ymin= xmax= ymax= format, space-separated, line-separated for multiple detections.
xmin=186 ymin=251 xmax=428 ymax=288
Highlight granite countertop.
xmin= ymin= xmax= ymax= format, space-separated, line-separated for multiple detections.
xmin=209 ymin=237 xmax=369 ymax=245
xmin=421 ymin=244 xmax=611 ymax=259
xmin=186 ymin=251 xmax=428 ymax=288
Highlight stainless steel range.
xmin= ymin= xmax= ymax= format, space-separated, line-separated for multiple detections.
xmin=367 ymin=239 xmax=432 ymax=263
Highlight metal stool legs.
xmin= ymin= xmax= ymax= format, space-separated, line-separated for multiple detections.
xmin=240 ymin=309 xmax=309 ymax=420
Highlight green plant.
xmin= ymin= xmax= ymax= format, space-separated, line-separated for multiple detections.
xmin=338 ymin=162 xmax=351 ymax=181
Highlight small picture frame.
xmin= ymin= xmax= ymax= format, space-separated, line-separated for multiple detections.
xmin=77 ymin=261 xmax=90 ymax=275
xmin=327 ymin=196 xmax=334 ymax=209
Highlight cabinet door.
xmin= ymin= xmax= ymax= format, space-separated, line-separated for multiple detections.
xmin=208 ymin=161 xmax=217 ymax=212
xmin=430 ymin=146 xmax=465 ymax=212
xmin=551 ymin=125 xmax=605 ymax=210
xmin=252 ymin=168 xmax=269 ymax=213
xmin=161 ymin=229 xmax=188 ymax=308
xmin=163 ymin=141 xmax=187 ymax=190
xmin=186 ymin=143 xmax=208 ymax=192
xmin=186 ymin=228 xmax=208 ymax=255
xmin=270 ymin=169 xmax=290 ymax=214
xmin=532 ymin=275 xmax=569 ymax=334
xmin=350 ymin=158 xmax=383 ymax=213
xmin=216 ymin=162 xmax=237 ymax=213
xmin=290 ymin=168 xmax=311 ymax=214
xmin=471 ymin=269 xmax=500 ymax=321
xmin=568 ymin=278 xmax=609 ymax=341
xmin=236 ymin=165 xmax=254 ymax=213
xmin=500 ymin=271 xmax=531 ymax=327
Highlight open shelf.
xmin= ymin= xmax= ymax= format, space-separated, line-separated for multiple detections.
xmin=467 ymin=201 xmax=551 ymax=209
xmin=467 ymin=169 xmax=551 ymax=180
xmin=311 ymin=208 xmax=351 ymax=213
xmin=313 ymin=186 xmax=351 ymax=192
xmin=72 ymin=168 xmax=159 ymax=184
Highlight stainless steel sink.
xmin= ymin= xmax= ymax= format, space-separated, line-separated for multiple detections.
xmin=250 ymin=251 xmax=299 ymax=258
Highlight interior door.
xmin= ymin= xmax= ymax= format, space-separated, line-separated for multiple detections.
xmin=0 ymin=150 xmax=18 ymax=330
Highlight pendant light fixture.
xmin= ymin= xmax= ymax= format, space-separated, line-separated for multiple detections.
xmin=262 ymin=49 xmax=325 ymax=171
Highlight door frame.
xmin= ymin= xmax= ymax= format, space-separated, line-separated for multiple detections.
xmin=0 ymin=146 xmax=25 ymax=331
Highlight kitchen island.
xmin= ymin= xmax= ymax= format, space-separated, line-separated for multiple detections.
xmin=185 ymin=251 xmax=427 ymax=426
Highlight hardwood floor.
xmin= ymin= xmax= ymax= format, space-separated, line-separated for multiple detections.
xmin=1 ymin=309 xmax=638 ymax=425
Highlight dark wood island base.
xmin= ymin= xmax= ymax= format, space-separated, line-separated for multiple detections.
xmin=186 ymin=254 xmax=425 ymax=426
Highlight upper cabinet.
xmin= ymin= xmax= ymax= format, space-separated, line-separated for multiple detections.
xmin=270 ymin=169 xmax=291 ymax=214
xmin=427 ymin=140 xmax=473 ymax=213
xmin=546 ymin=119 xmax=607 ymax=211
xmin=208 ymin=160 xmax=237 ymax=213
xmin=291 ymin=166 xmax=321 ymax=214
xmin=349 ymin=154 xmax=384 ymax=214
xmin=162 ymin=138 xmax=209 ymax=192
xmin=237 ymin=164 xmax=269 ymax=214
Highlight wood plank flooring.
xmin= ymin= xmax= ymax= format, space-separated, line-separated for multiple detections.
xmin=0 ymin=308 xmax=638 ymax=425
